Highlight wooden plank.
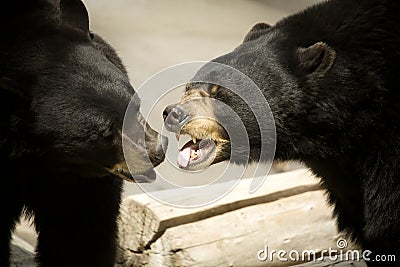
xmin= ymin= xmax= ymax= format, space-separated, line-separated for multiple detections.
xmin=10 ymin=235 xmax=36 ymax=267
xmin=142 ymin=191 xmax=357 ymax=267
xmin=118 ymin=169 xmax=321 ymax=253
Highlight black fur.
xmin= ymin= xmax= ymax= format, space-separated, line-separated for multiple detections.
xmin=1 ymin=1 xmax=165 ymax=266
xmin=186 ymin=0 xmax=400 ymax=265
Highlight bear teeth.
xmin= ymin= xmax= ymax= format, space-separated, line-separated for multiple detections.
xmin=190 ymin=149 xmax=198 ymax=159
xmin=192 ymin=137 xmax=197 ymax=143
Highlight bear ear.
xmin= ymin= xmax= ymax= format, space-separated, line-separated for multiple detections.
xmin=296 ymin=42 xmax=336 ymax=76
xmin=243 ymin=22 xmax=271 ymax=43
xmin=60 ymin=0 xmax=89 ymax=32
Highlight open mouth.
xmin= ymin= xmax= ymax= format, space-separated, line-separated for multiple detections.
xmin=177 ymin=136 xmax=217 ymax=171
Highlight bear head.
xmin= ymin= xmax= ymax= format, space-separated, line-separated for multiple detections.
xmin=164 ymin=21 xmax=381 ymax=170
xmin=1 ymin=0 xmax=167 ymax=182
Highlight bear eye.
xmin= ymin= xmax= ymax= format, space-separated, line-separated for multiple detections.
xmin=209 ymin=85 xmax=219 ymax=96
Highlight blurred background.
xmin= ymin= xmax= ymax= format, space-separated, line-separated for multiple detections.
xmin=84 ymin=0 xmax=322 ymax=86
xmin=16 ymin=0 xmax=323 ymax=248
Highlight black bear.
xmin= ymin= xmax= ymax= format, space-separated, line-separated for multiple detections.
xmin=1 ymin=0 xmax=167 ymax=266
xmin=164 ymin=0 xmax=400 ymax=265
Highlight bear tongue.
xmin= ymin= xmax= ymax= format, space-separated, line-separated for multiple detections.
xmin=177 ymin=147 xmax=191 ymax=168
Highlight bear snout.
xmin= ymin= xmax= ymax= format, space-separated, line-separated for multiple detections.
xmin=147 ymin=134 xmax=168 ymax=167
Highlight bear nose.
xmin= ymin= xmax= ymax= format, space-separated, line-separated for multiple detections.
xmin=163 ymin=105 xmax=188 ymax=132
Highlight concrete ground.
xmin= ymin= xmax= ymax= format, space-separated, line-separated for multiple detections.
xmin=14 ymin=0 xmax=321 ymax=252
